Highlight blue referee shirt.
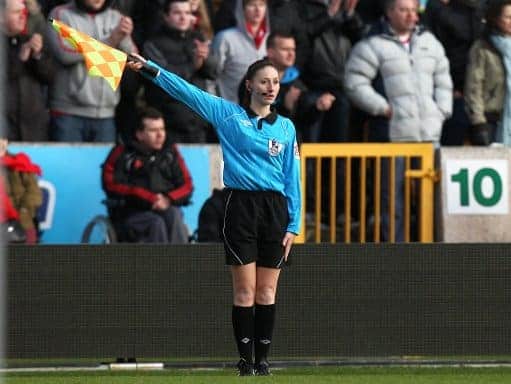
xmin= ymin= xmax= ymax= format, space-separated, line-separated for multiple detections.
xmin=146 ymin=61 xmax=301 ymax=234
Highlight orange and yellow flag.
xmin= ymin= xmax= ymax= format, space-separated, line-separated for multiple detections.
xmin=50 ymin=18 xmax=127 ymax=91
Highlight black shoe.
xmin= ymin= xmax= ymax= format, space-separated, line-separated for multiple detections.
xmin=236 ymin=358 xmax=254 ymax=376
xmin=254 ymin=360 xmax=271 ymax=376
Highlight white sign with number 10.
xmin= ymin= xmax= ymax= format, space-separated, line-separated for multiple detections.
xmin=445 ymin=160 xmax=509 ymax=215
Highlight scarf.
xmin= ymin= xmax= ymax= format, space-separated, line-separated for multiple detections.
xmin=245 ymin=19 xmax=267 ymax=49
xmin=490 ymin=34 xmax=511 ymax=146
xmin=1 ymin=152 xmax=42 ymax=175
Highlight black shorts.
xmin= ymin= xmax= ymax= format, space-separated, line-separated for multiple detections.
xmin=223 ymin=189 xmax=289 ymax=268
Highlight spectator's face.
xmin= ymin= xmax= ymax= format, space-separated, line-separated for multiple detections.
xmin=244 ymin=0 xmax=266 ymax=26
xmin=267 ymin=36 xmax=296 ymax=70
xmin=497 ymin=5 xmax=511 ymax=36
xmin=1 ymin=0 xmax=27 ymax=36
xmin=137 ymin=118 xmax=166 ymax=151
xmin=386 ymin=0 xmax=419 ymax=35
xmin=247 ymin=65 xmax=280 ymax=106
xmin=164 ymin=1 xmax=193 ymax=32
xmin=83 ymin=0 xmax=106 ymax=11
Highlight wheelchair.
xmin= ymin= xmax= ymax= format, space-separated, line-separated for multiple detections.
xmin=80 ymin=199 xmax=136 ymax=244
xmin=81 ymin=199 xmax=194 ymax=244
xmin=81 ymin=214 xmax=117 ymax=244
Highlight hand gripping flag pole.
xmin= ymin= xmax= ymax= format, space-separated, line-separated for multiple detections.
xmin=49 ymin=18 xmax=127 ymax=91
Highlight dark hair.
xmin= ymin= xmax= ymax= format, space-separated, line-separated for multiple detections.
xmin=75 ymin=0 xmax=113 ymax=14
xmin=163 ymin=0 xmax=189 ymax=13
xmin=239 ymin=58 xmax=277 ymax=108
xmin=382 ymin=0 xmax=397 ymax=13
xmin=136 ymin=107 xmax=164 ymax=132
xmin=266 ymin=31 xmax=295 ymax=49
xmin=485 ymin=0 xmax=511 ymax=33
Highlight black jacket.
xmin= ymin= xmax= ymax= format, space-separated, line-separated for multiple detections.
xmin=102 ymin=140 xmax=193 ymax=216
xmin=424 ymin=0 xmax=484 ymax=91
xmin=197 ymin=188 xmax=227 ymax=242
xmin=142 ymin=25 xmax=218 ymax=141
xmin=5 ymin=34 xmax=55 ymax=141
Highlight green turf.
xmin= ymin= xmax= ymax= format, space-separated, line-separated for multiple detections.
xmin=5 ymin=367 xmax=511 ymax=384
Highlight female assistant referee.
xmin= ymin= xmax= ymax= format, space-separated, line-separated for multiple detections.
xmin=126 ymin=54 xmax=301 ymax=376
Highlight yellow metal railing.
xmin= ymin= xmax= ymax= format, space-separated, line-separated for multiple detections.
xmin=296 ymin=143 xmax=437 ymax=244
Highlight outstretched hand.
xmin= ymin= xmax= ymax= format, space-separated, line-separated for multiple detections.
xmin=126 ymin=52 xmax=146 ymax=72
xmin=126 ymin=53 xmax=160 ymax=78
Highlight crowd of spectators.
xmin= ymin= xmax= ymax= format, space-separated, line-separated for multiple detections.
xmin=2 ymin=0 xmax=509 ymax=243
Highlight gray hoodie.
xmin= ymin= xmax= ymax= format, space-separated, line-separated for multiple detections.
xmin=47 ymin=1 xmax=136 ymax=118
xmin=211 ymin=0 xmax=270 ymax=103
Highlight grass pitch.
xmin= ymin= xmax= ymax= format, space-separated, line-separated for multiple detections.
xmin=5 ymin=367 xmax=511 ymax=384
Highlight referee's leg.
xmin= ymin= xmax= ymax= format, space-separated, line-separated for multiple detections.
xmin=254 ymin=266 xmax=281 ymax=375
xmin=231 ymin=263 xmax=256 ymax=375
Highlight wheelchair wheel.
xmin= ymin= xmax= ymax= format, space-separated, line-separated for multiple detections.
xmin=81 ymin=215 xmax=118 ymax=244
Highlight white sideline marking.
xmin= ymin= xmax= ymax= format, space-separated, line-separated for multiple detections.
xmin=110 ymin=363 xmax=164 ymax=371
xmin=1 ymin=362 xmax=165 ymax=373
xmin=3 ymin=362 xmax=511 ymax=373
xmin=1 ymin=366 xmax=108 ymax=373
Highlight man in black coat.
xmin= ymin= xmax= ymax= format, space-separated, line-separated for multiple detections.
xmin=142 ymin=0 xmax=218 ymax=143
xmin=424 ymin=0 xmax=485 ymax=145
xmin=3 ymin=0 xmax=55 ymax=141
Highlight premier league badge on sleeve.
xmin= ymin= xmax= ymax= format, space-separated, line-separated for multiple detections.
xmin=268 ymin=139 xmax=283 ymax=156
xmin=294 ymin=142 xmax=300 ymax=159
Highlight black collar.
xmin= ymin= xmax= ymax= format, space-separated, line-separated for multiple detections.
xmin=245 ymin=107 xmax=278 ymax=125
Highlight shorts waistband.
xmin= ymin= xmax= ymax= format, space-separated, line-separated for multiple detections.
xmin=225 ymin=188 xmax=283 ymax=197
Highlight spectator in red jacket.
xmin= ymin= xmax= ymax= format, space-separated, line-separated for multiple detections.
xmin=0 ymin=137 xmax=43 ymax=243
xmin=101 ymin=107 xmax=193 ymax=243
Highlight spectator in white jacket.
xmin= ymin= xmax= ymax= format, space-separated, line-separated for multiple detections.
xmin=344 ymin=0 xmax=452 ymax=242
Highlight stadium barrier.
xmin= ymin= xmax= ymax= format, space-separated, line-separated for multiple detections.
xmin=298 ymin=143 xmax=436 ymax=243
xmin=10 ymin=143 xmax=510 ymax=245
xmin=7 ymin=243 xmax=511 ymax=361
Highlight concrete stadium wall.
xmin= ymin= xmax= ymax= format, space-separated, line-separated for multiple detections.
xmin=438 ymin=147 xmax=511 ymax=242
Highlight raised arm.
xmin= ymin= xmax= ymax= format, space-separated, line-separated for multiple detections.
xmin=126 ymin=53 xmax=239 ymax=127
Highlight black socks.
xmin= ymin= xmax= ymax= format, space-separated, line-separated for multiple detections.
xmin=232 ymin=303 xmax=276 ymax=364
xmin=254 ymin=303 xmax=275 ymax=365
xmin=232 ymin=305 xmax=254 ymax=363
